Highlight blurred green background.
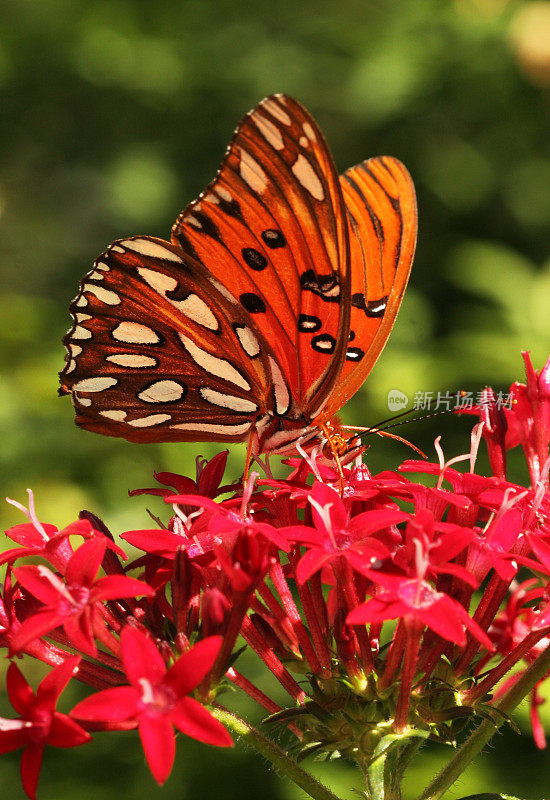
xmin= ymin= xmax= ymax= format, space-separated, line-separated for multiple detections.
xmin=1 ymin=0 xmax=550 ymax=797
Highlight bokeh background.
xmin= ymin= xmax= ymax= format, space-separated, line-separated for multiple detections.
xmin=1 ymin=0 xmax=550 ymax=797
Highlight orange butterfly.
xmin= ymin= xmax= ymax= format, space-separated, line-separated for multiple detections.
xmin=60 ymin=94 xmax=417 ymax=466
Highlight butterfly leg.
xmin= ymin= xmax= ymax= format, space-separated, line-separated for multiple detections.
xmin=243 ymin=430 xmax=256 ymax=490
xmin=318 ymin=421 xmax=346 ymax=496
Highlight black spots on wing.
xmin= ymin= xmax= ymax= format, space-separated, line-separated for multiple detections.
xmin=311 ymin=334 xmax=336 ymax=354
xmin=174 ymin=231 xmax=199 ymax=261
xmin=241 ymin=247 xmax=268 ymax=271
xmin=351 ymin=293 xmax=388 ymax=318
xmin=346 ymin=347 xmax=364 ymax=362
xmin=298 ymin=314 xmax=322 ymax=333
xmin=300 ymin=270 xmax=340 ymax=302
xmin=349 ymin=330 xmax=355 ymax=341
xmin=190 ymin=210 xmax=222 ymax=241
xmin=165 ymin=284 xmax=190 ymax=302
xmin=218 ymin=195 xmax=245 ymax=223
xmin=240 ymin=293 xmax=266 ymax=313
xmin=261 ymin=229 xmax=286 ymax=249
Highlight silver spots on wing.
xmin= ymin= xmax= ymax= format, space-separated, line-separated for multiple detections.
xmin=311 ymin=334 xmax=336 ymax=355
xmin=138 ymin=380 xmax=187 ymax=404
xmin=216 ymin=186 xmax=232 ymax=202
xmin=127 ymin=414 xmax=172 ymax=428
xmin=262 ymin=98 xmax=292 ymax=126
xmin=106 ymin=354 xmax=158 ymax=368
xmin=72 ymin=377 xmax=118 ymax=392
xmin=298 ymin=314 xmax=322 ymax=333
xmin=71 ymin=325 xmax=93 ymax=340
xmin=269 ymin=356 xmax=290 ymax=416
xmin=184 ymin=215 xmax=202 ymax=229
xmin=253 ymin=113 xmax=284 ymax=150
xmin=137 ymin=267 xmax=178 ymax=294
xmin=170 ymin=421 xmax=251 ymax=436
xmin=99 ymin=410 xmax=128 ymax=421
xmin=118 ymin=238 xmax=183 ymax=263
xmin=300 ymin=271 xmax=340 ymax=302
xmin=178 ymin=334 xmax=250 ymax=391
xmin=112 ymin=322 xmax=161 ymax=345
xmin=351 ymin=293 xmax=389 ymax=318
xmin=291 ymin=155 xmax=324 ymax=201
xmin=172 ymin=294 xmax=219 ymax=331
xmin=81 ymin=284 xmax=121 ymax=306
xmin=234 ymin=325 xmax=261 ymax=358
xmin=261 ymin=229 xmax=286 ymax=249
xmin=346 ymin=347 xmax=365 ymax=362
xmin=302 ymin=122 xmax=316 ymax=142
xmin=137 ymin=267 xmax=219 ymax=331
xmin=199 ymin=388 xmax=258 ymax=414
xmin=239 ymin=149 xmax=268 ymax=193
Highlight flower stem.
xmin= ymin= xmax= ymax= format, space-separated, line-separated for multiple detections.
xmin=418 ymin=640 xmax=550 ymax=800
xmin=212 ymin=707 xmax=347 ymax=800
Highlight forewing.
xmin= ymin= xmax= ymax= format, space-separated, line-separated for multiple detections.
xmin=59 ymin=236 xmax=277 ymax=443
xmin=171 ymin=93 xmax=351 ymax=417
xmin=318 ymin=156 xmax=417 ymax=420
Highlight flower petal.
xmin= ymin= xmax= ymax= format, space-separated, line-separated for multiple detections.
xmin=47 ymin=713 xmax=91 ymax=748
xmin=70 ymin=686 xmax=140 ymax=722
xmin=6 ymin=662 xmax=35 ymax=716
xmin=121 ymin=627 xmax=166 ymax=686
xmin=20 ymin=741 xmax=45 ymax=800
xmin=90 ymin=575 xmax=154 ymax=602
xmin=138 ymin=713 xmax=175 ymax=785
xmin=65 ymin=538 xmax=106 ymax=587
xmin=171 ymin=696 xmax=233 ymax=747
xmin=36 ymin=657 xmax=81 ymax=709
xmin=165 ymin=636 xmax=222 ymax=696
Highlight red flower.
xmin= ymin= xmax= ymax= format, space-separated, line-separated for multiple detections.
xmin=4 ymin=490 xmax=125 ymax=571
xmin=347 ymin=571 xmax=493 ymax=649
xmin=129 ymin=451 xmax=229 ymax=504
xmin=0 ymin=658 xmax=90 ymax=799
xmin=71 ymin=628 xmax=232 ymax=784
xmin=10 ymin=538 xmax=154 ymax=657
xmin=282 ymin=482 xmax=406 ymax=583
xmin=459 ymin=353 xmax=550 ymax=488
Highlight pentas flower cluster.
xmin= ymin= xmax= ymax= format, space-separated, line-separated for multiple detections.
xmin=1 ymin=352 xmax=550 ymax=800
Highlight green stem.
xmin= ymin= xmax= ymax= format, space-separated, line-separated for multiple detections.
xmin=418 ymin=641 xmax=550 ymax=800
xmin=213 ymin=707 xmax=347 ymax=800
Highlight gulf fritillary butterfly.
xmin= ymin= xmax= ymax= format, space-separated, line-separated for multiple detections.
xmin=59 ymin=94 xmax=417 ymax=462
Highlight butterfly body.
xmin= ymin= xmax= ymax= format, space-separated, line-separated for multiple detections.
xmin=60 ymin=95 xmax=417 ymax=456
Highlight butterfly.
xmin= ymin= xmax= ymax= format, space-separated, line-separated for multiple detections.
xmin=59 ymin=94 xmax=417 ymax=464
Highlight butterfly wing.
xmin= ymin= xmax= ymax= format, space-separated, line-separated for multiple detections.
xmin=171 ymin=93 xmax=351 ymax=420
xmin=60 ymin=97 xmax=416 ymax=449
xmin=317 ymin=156 xmax=417 ymax=422
xmin=59 ymin=236 xmax=280 ymax=443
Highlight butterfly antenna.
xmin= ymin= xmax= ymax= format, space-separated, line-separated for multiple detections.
xmin=374 ymin=407 xmax=458 ymax=433
xmin=362 ymin=406 xmax=419 ymax=430
xmin=343 ymin=405 xmax=461 ymax=460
